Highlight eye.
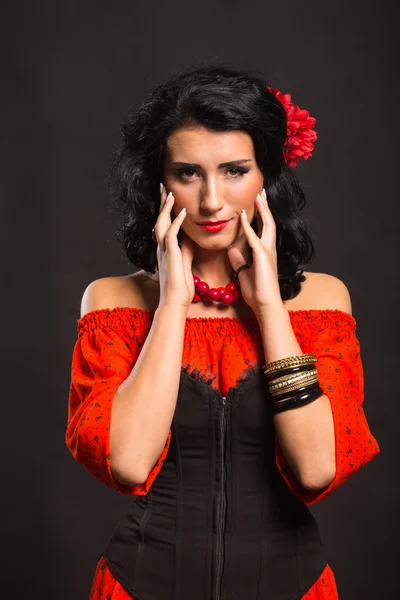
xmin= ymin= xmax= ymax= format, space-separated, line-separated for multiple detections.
xmin=227 ymin=167 xmax=247 ymax=178
xmin=174 ymin=168 xmax=197 ymax=180
xmin=173 ymin=167 xmax=247 ymax=181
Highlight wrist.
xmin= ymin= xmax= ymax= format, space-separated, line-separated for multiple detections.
xmin=256 ymin=303 xmax=303 ymax=365
xmin=155 ymin=303 xmax=189 ymax=320
xmin=254 ymin=301 xmax=288 ymax=324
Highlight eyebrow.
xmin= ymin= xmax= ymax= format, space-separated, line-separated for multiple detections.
xmin=170 ymin=159 xmax=253 ymax=168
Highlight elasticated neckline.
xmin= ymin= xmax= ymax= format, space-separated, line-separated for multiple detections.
xmin=76 ymin=305 xmax=356 ymax=337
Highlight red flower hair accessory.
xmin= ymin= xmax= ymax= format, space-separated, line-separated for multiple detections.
xmin=266 ymin=86 xmax=317 ymax=168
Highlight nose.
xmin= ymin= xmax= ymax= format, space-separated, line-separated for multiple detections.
xmin=199 ymin=177 xmax=224 ymax=214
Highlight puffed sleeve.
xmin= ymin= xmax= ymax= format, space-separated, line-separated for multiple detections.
xmin=65 ymin=307 xmax=171 ymax=495
xmin=274 ymin=309 xmax=381 ymax=506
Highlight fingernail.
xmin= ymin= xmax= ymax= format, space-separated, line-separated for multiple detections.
xmin=160 ymin=182 xmax=164 ymax=193
xmin=178 ymin=207 xmax=186 ymax=216
xmin=166 ymin=192 xmax=173 ymax=202
xmin=241 ymin=209 xmax=248 ymax=220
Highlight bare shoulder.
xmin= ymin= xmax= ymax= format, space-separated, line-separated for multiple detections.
xmin=80 ymin=270 xmax=154 ymax=318
xmin=291 ymin=271 xmax=352 ymax=314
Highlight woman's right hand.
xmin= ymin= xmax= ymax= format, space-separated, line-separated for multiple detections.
xmin=154 ymin=184 xmax=196 ymax=310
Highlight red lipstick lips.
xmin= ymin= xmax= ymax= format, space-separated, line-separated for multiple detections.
xmin=197 ymin=219 xmax=232 ymax=232
xmin=197 ymin=219 xmax=230 ymax=225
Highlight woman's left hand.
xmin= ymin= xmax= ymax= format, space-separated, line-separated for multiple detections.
xmin=227 ymin=188 xmax=282 ymax=316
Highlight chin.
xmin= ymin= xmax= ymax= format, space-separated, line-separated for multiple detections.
xmin=193 ymin=240 xmax=232 ymax=251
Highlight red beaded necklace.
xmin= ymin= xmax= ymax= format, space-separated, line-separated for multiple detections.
xmin=192 ymin=274 xmax=242 ymax=305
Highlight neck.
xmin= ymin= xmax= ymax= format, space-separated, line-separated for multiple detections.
xmin=191 ymin=241 xmax=252 ymax=287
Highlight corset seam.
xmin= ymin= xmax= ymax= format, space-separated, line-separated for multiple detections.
xmin=132 ymin=493 xmax=153 ymax=583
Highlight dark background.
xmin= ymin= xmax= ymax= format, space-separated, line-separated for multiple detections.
xmin=2 ymin=1 xmax=397 ymax=598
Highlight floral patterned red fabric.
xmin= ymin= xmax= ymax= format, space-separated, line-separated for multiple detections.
xmin=65 ymin=306 xmax=380 ymax=599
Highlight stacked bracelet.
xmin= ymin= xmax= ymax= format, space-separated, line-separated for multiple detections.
xmin=263 ymin=354 xmax=317 ymax=378
xmin=272 ymin=383 xmax=324 ymax=413
xmin=262 ymin=354 xmax=324 ymax=414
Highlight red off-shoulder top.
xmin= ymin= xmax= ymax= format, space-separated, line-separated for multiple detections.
xmin=65 ymin=307 xmax=380 ymax=599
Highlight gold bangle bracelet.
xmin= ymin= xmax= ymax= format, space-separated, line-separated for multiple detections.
xmin=263 ymin=353 xmax=317 ymax=377
xmin=262 ymin=355 xmax=316 ymax=375
xmin=263 ymin=364 xmax=316 ymax=383
xmin=267 ymin=368 xmax=318 ymax=388
xmin=269 ymin=374 xmax=319 ymax=395
xmin=270 ymin=374 xmax=319 ymax=395
xmin=269 ymin=375 xmax=320 ymax=397
xmin=263 ymin=353 xmax=316 ymax=371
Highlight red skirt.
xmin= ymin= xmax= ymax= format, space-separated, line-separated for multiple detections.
xmin=89 ymin=555 xmax=339 ymax=599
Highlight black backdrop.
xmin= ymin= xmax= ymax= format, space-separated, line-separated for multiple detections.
xmin=2 ymin=1 xmax=397 ymax=598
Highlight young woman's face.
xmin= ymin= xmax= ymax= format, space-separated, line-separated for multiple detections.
xmin=162 ymin=127 xmax=264 ymax=249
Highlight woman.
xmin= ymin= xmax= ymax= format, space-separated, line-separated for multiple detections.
xmin=66 ymin=64 xmax=380 ymax=599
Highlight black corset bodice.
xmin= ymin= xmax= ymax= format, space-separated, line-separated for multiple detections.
xmin=102 ymin=364 xmax=327 ymax=600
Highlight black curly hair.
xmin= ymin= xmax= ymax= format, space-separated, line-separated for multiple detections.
xmin=107 ymin=62 xmax=316 ymax=301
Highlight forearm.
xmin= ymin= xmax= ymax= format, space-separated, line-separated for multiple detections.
xmin=110 ymin=304 xmax=187 ymax=485
xmin=257 ymin=304 xmax=336 ymax=490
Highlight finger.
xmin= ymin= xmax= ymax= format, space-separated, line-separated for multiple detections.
xmin=159 ymin=185 xmax=170 ymax=212
xmin=164 ymin=206 xmax=187 ymax=251
xmin=153 ymin=184 xmax=168 ymax=245
xmin=154 ymin=191 xmax=175 ymax=245
xmin=170 ymin=206 xmax=186 ymax=233
xmin=240 ymin=196 xmax=263 ymax=250
xmin=256 ymin=189 xmax=276 ymax=248
xmin=226 ymin=243 xmax=247 ymax=274
xmin=181 ymin=231 xmax=196 ymax=268
xmin=158 ymin=183 xmax=164 ymax=212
